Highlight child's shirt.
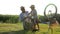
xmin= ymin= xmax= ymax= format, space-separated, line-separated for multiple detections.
xmin=30 ymin=9 xmax=37 ymax=19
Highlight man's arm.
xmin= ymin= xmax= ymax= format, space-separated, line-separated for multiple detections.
xmin=19 ymin=14 xmax=24 ymax=22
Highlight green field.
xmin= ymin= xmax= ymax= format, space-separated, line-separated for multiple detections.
xmin=0 ymin=23 xmax=60 ymax=34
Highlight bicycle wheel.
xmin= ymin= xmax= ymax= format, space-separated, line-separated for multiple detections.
xmin=44 ymin=4 xmax=57 ymax=19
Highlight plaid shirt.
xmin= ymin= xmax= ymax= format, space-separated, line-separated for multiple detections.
xmin=19 ymin=11 xmax=29 ymax=22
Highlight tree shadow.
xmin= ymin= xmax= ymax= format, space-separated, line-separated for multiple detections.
xmin=0 ymin=30 xmax=35 ymax=34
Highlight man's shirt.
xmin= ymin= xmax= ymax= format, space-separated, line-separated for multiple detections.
xmin=19 ymin=11 xmax=29 ymax=21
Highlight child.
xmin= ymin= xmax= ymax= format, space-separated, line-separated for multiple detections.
xmin=30 ymin=5 xmax=39 ymax=31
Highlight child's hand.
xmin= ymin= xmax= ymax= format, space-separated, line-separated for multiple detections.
xmin=25 ymin=16 xmax=27 ymax=18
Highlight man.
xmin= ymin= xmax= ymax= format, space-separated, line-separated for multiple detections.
xmin=30 ymin=5 xmax=39 ymax=31
xmin=19 ymin=6 xmax=29 ymax=30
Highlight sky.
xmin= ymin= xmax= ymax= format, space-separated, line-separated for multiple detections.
xmin=0 ymin=0 xmax=60 ymax=15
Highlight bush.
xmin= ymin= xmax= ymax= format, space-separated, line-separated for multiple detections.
xmin=0 ymin=15 xmax=19 ymax=23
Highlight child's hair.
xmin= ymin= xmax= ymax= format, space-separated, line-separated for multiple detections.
xmin=30 ymin=5 xmax=35 ymax=8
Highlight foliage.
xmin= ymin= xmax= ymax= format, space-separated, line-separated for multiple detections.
xmin=0 ymin=14 xmax=60 ymax=24
xmin=0 ymin=15 xmax=19 ymax=23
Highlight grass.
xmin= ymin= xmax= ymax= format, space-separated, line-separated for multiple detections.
xmin=0 ymin=23 xmax=60 ymax=34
